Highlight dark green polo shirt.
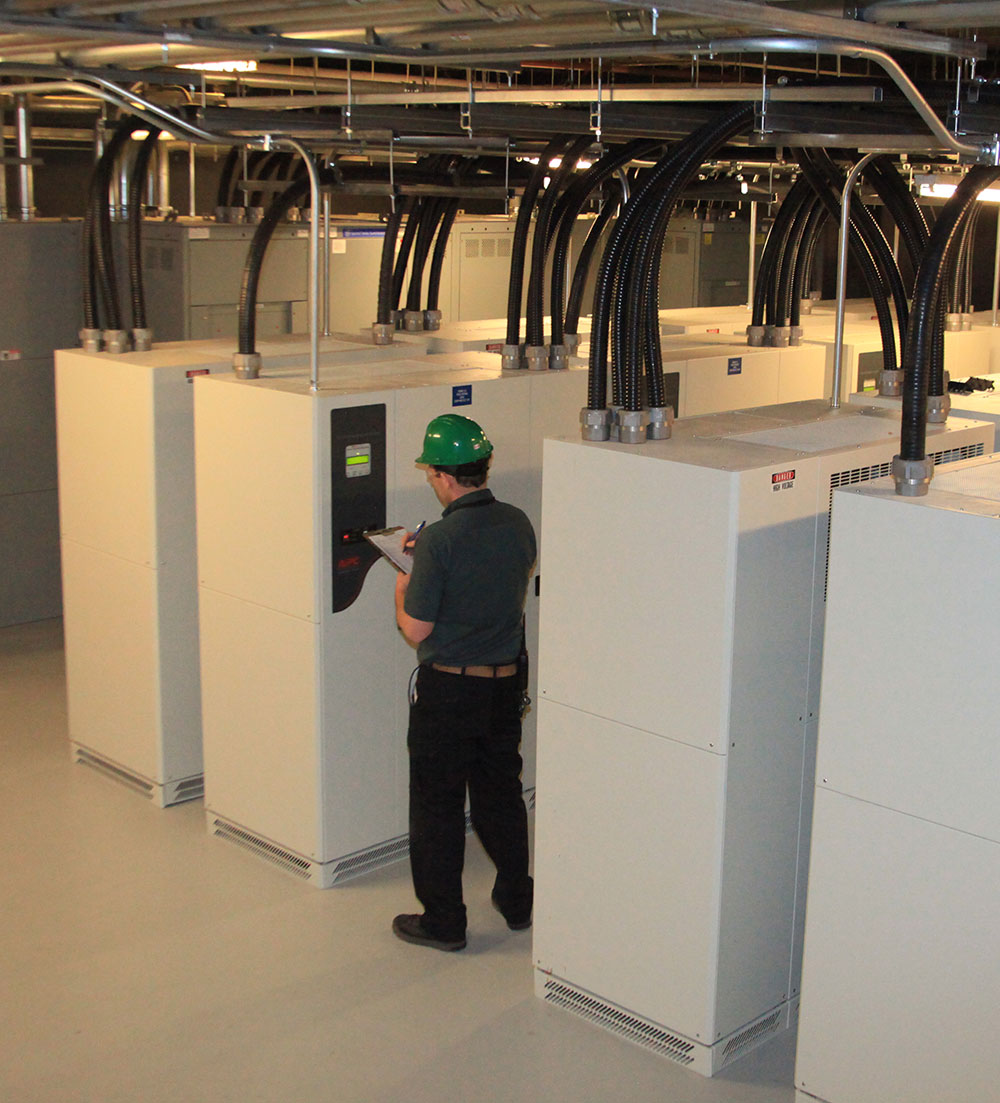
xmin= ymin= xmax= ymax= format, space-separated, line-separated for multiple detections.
xmin=404 ymin=487 xmax=537 ymax=666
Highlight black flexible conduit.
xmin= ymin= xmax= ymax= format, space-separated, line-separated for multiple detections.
xmin=216 ymin=147 xmax=240 ymax=211
xmin=627 ymin=105 xmax=756 ymax=412
xmin=778 ymin=193 xmax=824 ymax=329
xmin=776 ymin=190 xmax=820 ymax=326
xmin=951 ymin=201 xmax=980 ymax=313
xmin=585 ymin=104 xmax=754 ymax=414
xmin=89 ymin=117 xmax=139 ymax=334
xmin=900 ymin=166 xmax=1000 ymax=463
xmin=563 ymin=179 xmax=624 ymax=340
xmin=754 ymin=176 xmax=815 ymax=328
xmin=525 ymin=136 xmax=591 ymax=348
xmin=81 ymin=184 xmax=100 ymax=332
xmin=549 ymin=139 xmax=660 ymax=346
xmin=790 ymin=203 xmax=829 ymax=328
xmin=238 ymin=171 xmax=332 ymax=355
xmin=375 ymin=197 xmax=408 ymax=327
xmin=806 ymin=148 xmax=910 ymax=337
xmin=390 ymin=195 xmax=422 ymax=317
xmin=505 ymin=136 xmax=566 ymax=348
xmin=126 ymin=126 xmax=161 ymax=332
xmin=425 ymin=198 xmax=459 ymax=313
xmin=406 ymin=197 xmax=445 ymax=314
xmin=861 ymin=156 xmax=929 ymax=280
xmin=793 ymin=149 xmax=900 ymax=375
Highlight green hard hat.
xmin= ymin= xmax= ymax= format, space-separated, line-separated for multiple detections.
xmin=417 ymin=414 xmax=493 ymax=466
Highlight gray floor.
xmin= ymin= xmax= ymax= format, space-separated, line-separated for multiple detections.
xmin=2 ymin=618 xmax=797 ymax=1103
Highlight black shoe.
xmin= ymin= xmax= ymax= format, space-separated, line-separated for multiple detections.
xmin=491 ymin=893 xmax=532 ymax=931
xmin=392 ymin=913 xmax=466 ymax=952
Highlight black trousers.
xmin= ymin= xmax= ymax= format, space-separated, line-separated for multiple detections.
xmin=407 ymin=664 xmax=532 ymax=940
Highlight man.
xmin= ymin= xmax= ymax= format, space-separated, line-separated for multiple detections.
xmin=393 ymin=413 xmax=537 ymax=952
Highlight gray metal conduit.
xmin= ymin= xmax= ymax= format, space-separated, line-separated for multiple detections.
xmin=831 ymin=151 xmax=881 ymax=409
xmin=696 ymin=37 xmax=999 ymax=164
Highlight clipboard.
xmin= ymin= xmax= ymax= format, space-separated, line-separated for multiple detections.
xmin=363 ymin=526 xmax=414 ymax=574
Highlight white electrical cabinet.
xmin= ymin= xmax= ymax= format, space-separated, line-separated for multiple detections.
xmin=194 ymin=358 xmax=589 ymax=885
xmin=795 ymin=456 xmax=1000 ymax=1103
xmin=55 ymin=335 xmax=425 ymax=806
xmin=532 ymin=400 xmax=994 ymax=1076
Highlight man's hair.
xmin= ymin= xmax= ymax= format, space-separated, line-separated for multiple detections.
xmin=432 ymin=455 xmax=491 ymax=488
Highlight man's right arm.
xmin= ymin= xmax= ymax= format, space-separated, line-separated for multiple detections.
xmin=395 ymin=570 xmax=434 ymax=646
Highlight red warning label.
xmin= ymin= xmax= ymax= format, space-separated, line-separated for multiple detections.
xmin=771 ymin=469 xmax=796 ymax=492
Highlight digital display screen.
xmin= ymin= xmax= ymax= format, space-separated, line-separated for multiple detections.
xmin=345 ymin=443 xmax=371 ymax=478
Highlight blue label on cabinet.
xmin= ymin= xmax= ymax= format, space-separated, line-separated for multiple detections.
xmin=728 ymin=357 xmax=743 ymax=375
xmin=452 ymin=384 xmax=473 ymax=406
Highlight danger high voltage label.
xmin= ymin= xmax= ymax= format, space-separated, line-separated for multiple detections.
xmin=771 ymin=469 xmax=796 ymax=491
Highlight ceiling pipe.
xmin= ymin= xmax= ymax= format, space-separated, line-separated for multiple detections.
xmin=696 ymin=37 xmax=999 ymax=164
xmin=863 ymin=1 xmax=1000 ymax=28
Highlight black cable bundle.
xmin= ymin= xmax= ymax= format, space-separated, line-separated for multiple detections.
xmin=900 ymin=166 xmax=1000 ymax=463
xmin=126 ymin=126 xmax=161 ymax=332
xmin=524 ymin=135 xmax=592 ymax=349
xmin=549 ymin=139 xmax=661 ymax=346
xmin=238 ymin=165 xmax=336 ymax=356
xmin=585 ymin=103 xmax=754 ymax=417
xmin=505 ymin=136 xmax=567 ymax=349
xmin=793 ymin=147 xmax=904 ymax=375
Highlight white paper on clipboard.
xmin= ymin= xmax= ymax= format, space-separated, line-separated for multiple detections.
xmin=364 ymin=526 xmax=413 ymax=573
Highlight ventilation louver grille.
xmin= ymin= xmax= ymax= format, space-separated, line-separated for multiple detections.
xmin=824 ymin=440 xmax=985 ymax=598
xmin=542 ymin=979 xmax=696 ymax=1065
xmin=74 ymin=747 xmax=155 ymax=798
xmin=211 ymin=819 xmax=312 ymax=879
xmin=721 ymin=1008 xmax=782 ymax=1062
xmin=332 ymin=835 xmax=410 ymax=883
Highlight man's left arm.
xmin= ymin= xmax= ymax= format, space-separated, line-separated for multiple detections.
xmin=395 ymin=571 xmax=434 ymax=646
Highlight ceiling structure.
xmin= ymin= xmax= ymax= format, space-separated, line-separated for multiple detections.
xmin=2 ymin=1 xmax=1000 ymax=167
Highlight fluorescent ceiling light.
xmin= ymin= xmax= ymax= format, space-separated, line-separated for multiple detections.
xmin=916 ymin=174 xmax=1000 ymax=203
xmin=177 ymin=60 xmax=258 ymax=73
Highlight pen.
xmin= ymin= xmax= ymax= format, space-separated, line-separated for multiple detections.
xmin=404 ymin=521 xmax=426 ymax=551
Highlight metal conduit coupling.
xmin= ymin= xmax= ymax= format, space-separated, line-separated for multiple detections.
xmin=764 ymin=325 xmax=776 ymax=346
xmin=926 ymin=393 xmax=951 ymax=422
xmin=103 ymin=329 xmax=129 ymax=354
xmin=403 ymin=310 xmax=424 ymax=332
xmin=524 ymin=345 xmax=549 ymax=372
xmin=945 ymin=312 xmax=962 ymax=331
xmin=423 ymin=309 xmax=442 ymax=331
xmin=746 ymin=324 xmax=766 ymax=347
xmin=879 ymin=369 xmax=904 ymax=396
xmin=501 ymin=343 xmax=523 ymax=371
xmin=615 ymin=409 xmax=647 ymax=445
xmin=232 ymin=351 xmax=262 ymax=379
xmin=892 ymin=454 xmax=934 ymax=497
xmin=549 ymin=344 xmax=570 ymax=371
xmin=132 ymin=327 xmax=153 ymax=352
xmin=564 ymin=332 xmax=580 ymax=354
xmin=371 ymin=322 xmax=396 ymax=346
xmin=647 ymin=406 xmax=673 ymax=440
xmin=790 ymin=325 xmax=804 ymax=346
xmin=961 ymin=313 xmax=974 ymax=330
xmin=79 ymin=328 xmax=102 ymax=353
xmin=580 ymin=407 xmax=611 ymax=441
xmin=772 ymin=326 xmax=790 ymax=348
xmin=390 ymin=309 xmax=405 ymax=330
